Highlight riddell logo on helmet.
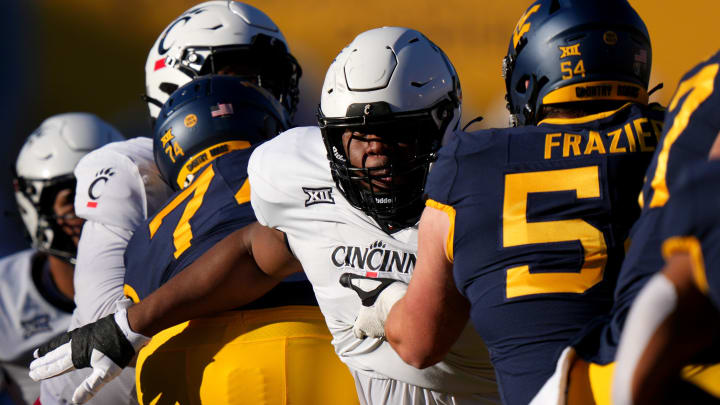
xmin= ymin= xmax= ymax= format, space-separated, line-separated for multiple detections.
xmin=330 ymin=240 xmax=416 ymax=276
xmin=332 ymin=146 xmax=346 ymax=162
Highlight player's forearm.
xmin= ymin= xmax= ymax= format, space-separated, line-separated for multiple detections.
xmin=386 ymin=292 xmax=469 ymax=369
xmin=385 ymin=298 xmax=438 ymax=368
xmin=636 ymin=263 xmax=719 ymax=403
xmin=127 ymin=226 xmax=279 ymax=336
xmin=613 ymin=257 xmax=717 ymax=405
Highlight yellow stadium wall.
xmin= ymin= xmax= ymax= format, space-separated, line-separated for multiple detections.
xmin=27 ymin=0 xmax=720 ymax=134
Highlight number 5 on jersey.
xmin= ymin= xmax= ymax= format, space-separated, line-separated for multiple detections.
xmin=503 ymin=166 xmax=607 ymax=298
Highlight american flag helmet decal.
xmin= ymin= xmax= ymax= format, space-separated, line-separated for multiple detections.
xmin=210 ymin=103 xmax=234 ymax=117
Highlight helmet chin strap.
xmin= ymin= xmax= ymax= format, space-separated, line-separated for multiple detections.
xmin=141 ymin=94 xmax=163 ymax=109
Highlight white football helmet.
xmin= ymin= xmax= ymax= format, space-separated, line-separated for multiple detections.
xmin=144 ymin=1 xmax=301 ymax=122
xmin=317 ymin=27 xmax=461 ymax=232
xmin=14 ymin=113 xmax=124 ymax=262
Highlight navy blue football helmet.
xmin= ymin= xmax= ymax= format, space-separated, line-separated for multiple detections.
xmin=154 ymin=75 xmax=290 ymax=190
xmin=503 ymin=0 xmax=652 ymax=126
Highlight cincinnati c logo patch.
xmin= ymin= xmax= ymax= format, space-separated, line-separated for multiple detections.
xmin=87 ymin=168 xmax=115 ymax=208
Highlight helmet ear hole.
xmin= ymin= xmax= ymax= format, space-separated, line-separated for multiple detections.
xmin=160 ymin=82 xmax=179 ymax=96
xmin=516 ymin=75 xmax=530 ymax=93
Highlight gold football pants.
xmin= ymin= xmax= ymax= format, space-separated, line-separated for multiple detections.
xmin=566 ymin=358 xmax=720 ymax=404
xmin=135 ymin=306 xmax=359 ymax=405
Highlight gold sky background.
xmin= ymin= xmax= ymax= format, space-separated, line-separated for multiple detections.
xmin=27 ymin=0 xmax=720 ymax=135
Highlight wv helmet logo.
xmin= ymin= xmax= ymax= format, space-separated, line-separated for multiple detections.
xmin=87 ymin=168 xmax=115 ymax=208
xmin=303 ymin=187 xmax=334 ymax=206
xmin=512 ymin=3 xmax=541 ymax=50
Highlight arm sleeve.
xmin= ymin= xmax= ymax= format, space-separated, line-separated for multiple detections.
xmin=70 ymin=221 xmax=134 ymax=329
xmin=248 ymin=141 xmax=296 ymax=229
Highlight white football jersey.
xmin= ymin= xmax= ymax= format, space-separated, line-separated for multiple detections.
xmin=249 ymin=127 xmax=497 ymax=397
xmin=42 ymin=138 xmax=172 ymax=405
xmin=0 ymin=249 xmax=72 ymax=404
xmin=70 ymin=137 xmax=173 ymax=329
xmin=0 ymin=249 xmax=71 ymax=362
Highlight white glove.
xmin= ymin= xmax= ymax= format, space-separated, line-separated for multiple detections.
xmin=340 ymin=273 xmax=408 ymax=338
xmin=29 ymin=305 xmax=149 ymax=404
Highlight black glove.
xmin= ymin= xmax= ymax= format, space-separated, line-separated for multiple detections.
xmin=29 ymin=305 xmax=149 ymax=404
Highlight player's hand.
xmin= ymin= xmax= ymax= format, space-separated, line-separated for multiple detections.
xmin=28 ymin=306 xmax=149 ymax=404
xmin=339 ymin=273 xmax=408 ymax=338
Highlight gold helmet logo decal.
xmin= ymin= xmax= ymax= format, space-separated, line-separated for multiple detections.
xmin=512 ymin=4 xmax=541 ymax=50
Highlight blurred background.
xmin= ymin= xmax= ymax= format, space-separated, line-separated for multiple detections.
xmin=2 ymin=0 xmax=720 ymax=252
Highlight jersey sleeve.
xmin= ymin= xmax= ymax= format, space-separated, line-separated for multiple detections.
xmin=696 ymin=227 xmax=720 ymax=310
xmin=641 ymin=51 xmax=720 ymax=208
xmin=70 ymin=221 xmax=134 ymax=329
xmin=74 ymin=145 xmax=149 ymax=230
xmin=659 ymin=161 xmax=720 ymax=309
xmin=426 ymin=134 xmax=461 ymax=205
xmin=248 ymin=128 xmax=311 ymax=229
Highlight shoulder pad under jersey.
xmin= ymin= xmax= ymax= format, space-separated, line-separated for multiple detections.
xmin=74 ymin=138 xmax=173 ymax=230
xmin=248 ymin=126 xmax=331 ymax=228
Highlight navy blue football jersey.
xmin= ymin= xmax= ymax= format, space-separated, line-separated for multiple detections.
xmin=640 ymin=50 xmax=720 ymax=211
xmin=660 ymin=160 xmax=720 ymax=311
xmin=123 ymin=148 xmax=316 ymax=308
xmin=573 ymin=51 xmax=720 ymax=365
xmin=426 ymin=103 xmax=663 ymax=405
